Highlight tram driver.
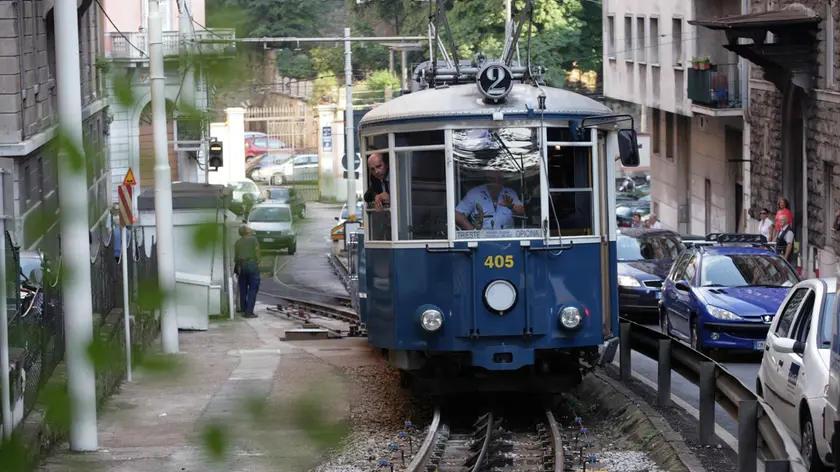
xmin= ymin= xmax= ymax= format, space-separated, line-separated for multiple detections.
xmin=455 ymin=173 xmax=525 ymax=231
xmin=364 ymin=152 xmax=390 ymax=212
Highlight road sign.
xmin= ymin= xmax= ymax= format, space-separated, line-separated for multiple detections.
xmin=476 ymin=62 xmax=513 ymax=101
xmin=118 ymin=185 xmax=134 ymax=227
xmin=123 ymin=167 xmax=136 ymax=186
xmin=342 ymin=152 xmax=361 ymax=171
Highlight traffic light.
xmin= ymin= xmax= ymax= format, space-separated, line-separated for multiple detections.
xmin=208 ymin=141 xmax=223 ymax=170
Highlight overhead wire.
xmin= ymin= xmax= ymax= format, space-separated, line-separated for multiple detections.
xmin=95 ymin=0 xmax=147 ymax=58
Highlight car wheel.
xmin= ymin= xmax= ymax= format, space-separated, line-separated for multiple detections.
xmin=299 ymin=207 xmax=306 ymax=219
xmin=660 ymin=309 xmax=671 ymax=335
xmin=269 ymin=176 xmax=275 ymax=185
xmin=690 ymin=319 xmax=707 ymax=354
xmin=802 ymin=413 xmax=827 ymax=471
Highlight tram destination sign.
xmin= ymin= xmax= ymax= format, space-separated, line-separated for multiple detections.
xmin=476 ymin=62 xmax=514 ymax=101
xmin=456 ymin=229 xmax=542 ymax=240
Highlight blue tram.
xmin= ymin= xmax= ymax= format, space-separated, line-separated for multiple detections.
xmin=348 ymin=52 xmax=639 ymax=394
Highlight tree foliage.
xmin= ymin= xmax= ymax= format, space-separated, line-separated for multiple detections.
xmin=204 ymin=0 xmax=601 ymax=88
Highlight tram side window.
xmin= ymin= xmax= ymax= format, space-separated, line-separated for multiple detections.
xmin=453 ymin=127 xmax=542 ymax=239
xmin=395 ymin=130 xmax=444 ymax=147
xmin=365 ymin=134 xmax=389 ymax=151
xmin=396 ymin=150 xmax=447 ymax=240
xmin=547 ymin=140 xmax=594 ymax=236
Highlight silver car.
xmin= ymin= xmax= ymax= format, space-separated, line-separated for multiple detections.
xmin=247 ymin=202 xmax=297 ymax=255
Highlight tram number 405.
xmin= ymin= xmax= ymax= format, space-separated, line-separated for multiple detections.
xmin=484 ymin=255 xmax=514 ymax=268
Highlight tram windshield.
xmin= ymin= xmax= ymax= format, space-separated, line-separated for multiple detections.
xmin=453 ymin=128 xmax=542 ymax=240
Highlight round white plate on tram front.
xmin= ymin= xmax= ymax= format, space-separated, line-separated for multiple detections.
xmin=484 ymin=280 xmax=517 ymax=313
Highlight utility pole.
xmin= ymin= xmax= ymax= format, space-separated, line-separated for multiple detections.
xmin=401 ymin=49 xmax=408 ymax=90
xmin=505 ymin=0 xmax=512 ymax=41
xmin=150 ymin=0 xmax=180 ymax=353
xmin=0 ymin=174 xmax=10 ymax=440
xmin=55 ymin=0 xmax=98 ymax=451
xmin=178 ymin=0 xmax=197 ymax=182
xmin=344 ymin=28 xmax=356 ymax=215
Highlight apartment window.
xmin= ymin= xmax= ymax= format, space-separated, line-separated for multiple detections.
xmin=625 ymin=16 xmax=633 ymax=61
xmin=826 ymin=161 xmax=835 ymax=237
xmin=672 ymin=18 xmax=683 ymax=67
xmin=607 ymin=15 xmax=616 ymax=58
xmin=23 ymin=165 xmax=31 ymax=202
xmin=652 ymin=109 xmax=661 ymax=155
xmin=665 ymin=112 xmax=675 ymax=160
xmin=636 ymin=17 xmax=646 ymax=63
xmin=650 ymin=18 xmax=660 ymax=64
xmin=827 ymin=2 xmax=836 ymax=88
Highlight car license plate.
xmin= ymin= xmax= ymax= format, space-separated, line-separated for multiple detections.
xmin=263 ymin=238 xmax=274 ymax=243
xmin=754 ymin=341 xmax=765 ymax=351
xmin=655 ymin=292 xmax=661 ymax=300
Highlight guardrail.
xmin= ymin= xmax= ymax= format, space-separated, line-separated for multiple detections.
xmin=618 ymin=320 xmax=806 ymax=472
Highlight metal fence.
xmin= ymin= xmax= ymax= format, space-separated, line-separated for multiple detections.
xmin=2 ymin=226 xmax=159 ymax=426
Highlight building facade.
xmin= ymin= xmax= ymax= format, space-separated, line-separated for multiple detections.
xmin=693 ymin=1 xmax=840 ymax=277
xmin=0 ymin=0 xmax=110 ymax=252
xmin=101 ymin=0 xmax=234 ymax=200
xmin=603 ymin=0 xmax=751 ymax=236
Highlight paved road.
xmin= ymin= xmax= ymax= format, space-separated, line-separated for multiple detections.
xmin=619 ymin=320 xmax=762 ymax=448
xmin=255 ymin=201 xmax=348 ymax=305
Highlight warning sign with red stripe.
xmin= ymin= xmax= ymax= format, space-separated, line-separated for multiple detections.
xmin=118 ymin=184 xmax=134 ymax=227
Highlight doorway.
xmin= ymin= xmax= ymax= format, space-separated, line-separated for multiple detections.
xmin=782 ymin=85 xmax=804 ymax=240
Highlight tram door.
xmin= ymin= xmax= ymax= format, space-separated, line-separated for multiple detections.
xmin=598 ymin=131 xmax=613 ymax=338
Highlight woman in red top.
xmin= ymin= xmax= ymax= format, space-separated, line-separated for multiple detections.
xmin=773 ymin=197 xmax=793 ymax=241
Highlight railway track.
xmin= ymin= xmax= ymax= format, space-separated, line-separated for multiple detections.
xmin=271 ymin=295 xmax=365 ymax=336
xmin=409 ymin=407 xmax=572 ymax=472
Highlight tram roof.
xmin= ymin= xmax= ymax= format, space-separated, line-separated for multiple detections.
xmin=359 ymin=83 xmax=612 ymax=127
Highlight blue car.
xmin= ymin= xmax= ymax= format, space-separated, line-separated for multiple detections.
xmin=617 ymin=228 xmax=685 ymax=320
xmin=660 ymin=234 xmax=801 ymax=353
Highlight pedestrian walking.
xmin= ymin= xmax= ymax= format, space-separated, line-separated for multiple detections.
xmin=647 ymin=213 xmax=662 ymax=229
xmin=775 ymin=214 xmax=796 ymax=265
xmin=234 ymin=224 xmax=261 ymax=318
xmin=758 ymin=208 xmax=775 ymax=242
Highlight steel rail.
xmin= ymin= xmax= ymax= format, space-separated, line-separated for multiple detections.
xmin=545 ymin=409 xmax=564 ymax=472
xmin=470 ymin=412 xmax=495 ymax=472
xmin=275 ymin=295 xmax=359 ymax=322
xmin=622 ymin=319 xmax=807 ymax=471
xmin=405 ymin=406 xmax=442 ymax=472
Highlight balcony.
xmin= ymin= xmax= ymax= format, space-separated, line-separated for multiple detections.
xmin=104 ymin=29 xmax=236 ymax=62
xmin=687 ymin=63 xmax=743 ymax=117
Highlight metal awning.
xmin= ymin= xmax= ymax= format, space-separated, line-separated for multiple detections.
xmin=689 ymin=4 xmax=821 ymax=92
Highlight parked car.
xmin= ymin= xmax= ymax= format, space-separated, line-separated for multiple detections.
xmin=260 ymin=186 xmax=306 ymax=219
xmin=336 ymin=201 xmax=364 ymax=225
xmin=245 ymin=136 xmax=289 ymax=160
xmin=660 ymin=234 xmax=801 ymax=354
xmin=617 ymin=228 xmax=685 ymax=320
xmin=227 ymin=179 xmax=261 ymax=217
xmin=246 ymin=202 xmax=297 ymax=254
xmin=249 ymin=153 xmax=293 ymax=182
xmin=758 ymin=277 xmax=835 ymax=471
xmin=244 ymin=131 xmax=268 ymax=139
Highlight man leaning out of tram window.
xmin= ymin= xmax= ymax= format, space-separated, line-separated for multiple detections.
xmin=364 ymin=152 xmax=391 ymax=211
xmin=455 ymin=173 xmax=525 ymax=230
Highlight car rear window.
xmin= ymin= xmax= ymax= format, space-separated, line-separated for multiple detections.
xmin=819 ymin=292 xmax=837 ymax=348
xmin=617 ymin=233 xmax=685 ymax=261
xmin=249 ymin=206 xmax=291 ymax=223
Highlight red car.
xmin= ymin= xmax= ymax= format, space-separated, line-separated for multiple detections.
xmin=245 ymin=136 xmax=289 ymax=160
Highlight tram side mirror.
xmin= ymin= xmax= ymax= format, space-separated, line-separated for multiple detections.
xmin=773 ymin=337 xmax=805 ymax=355
xmin=618 ymin=129 xmax=641 ymax=167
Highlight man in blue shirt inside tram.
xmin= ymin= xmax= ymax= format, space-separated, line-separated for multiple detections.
xmin=455 ymin=173 xmax=525 ymax=230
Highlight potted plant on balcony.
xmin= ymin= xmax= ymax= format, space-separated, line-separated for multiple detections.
xmin=691 ymin=56 xmax=701 ymax=69
xmin=699 ymin=57 xmax=711 ymax=70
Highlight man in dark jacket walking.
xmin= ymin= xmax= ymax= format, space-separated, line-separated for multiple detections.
xmin=235 ymin=224 xmax=261 ymax=318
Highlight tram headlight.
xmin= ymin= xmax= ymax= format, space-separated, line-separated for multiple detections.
xmin=484 ymin=280 xmax=517 ymax=313
xmin=559 ymin=307 xmax=582 ymax=330
xmin=420 ymin=309 xmax=444 ymax=332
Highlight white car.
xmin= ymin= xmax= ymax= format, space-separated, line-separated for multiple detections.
xmin=758 ymin=277 xmax=837 ymax=471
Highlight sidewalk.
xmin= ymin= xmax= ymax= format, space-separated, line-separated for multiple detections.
xmin=38 ymin=302 xmax=353 ymax=472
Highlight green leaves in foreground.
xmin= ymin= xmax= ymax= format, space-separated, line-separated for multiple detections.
xmin=201 ymin=421 xmax=229 ymax=463
xmin=192 ymin=220 xmax=224 ymax=253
